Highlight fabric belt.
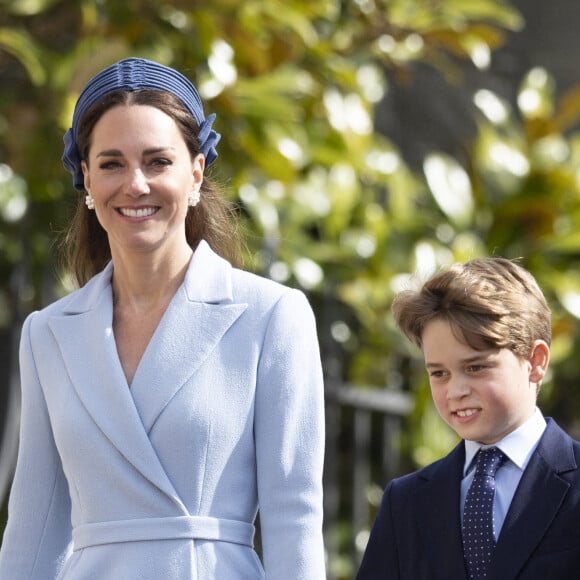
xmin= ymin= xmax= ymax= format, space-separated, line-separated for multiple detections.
xmin=73 ymin=515 xmax=255 ymax=551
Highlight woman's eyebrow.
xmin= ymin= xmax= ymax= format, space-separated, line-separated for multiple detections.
xmin=96 ymin=146 xmax=175 ymax=157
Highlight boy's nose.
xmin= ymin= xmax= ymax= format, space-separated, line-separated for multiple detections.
xmin=446 ymin=377 xmax=470 ymax=399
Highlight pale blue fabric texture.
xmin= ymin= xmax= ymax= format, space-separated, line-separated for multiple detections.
xmin=0 ymin=241 xmax=326 ymax=579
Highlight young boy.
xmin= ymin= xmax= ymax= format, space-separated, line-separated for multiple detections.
xmin=356 ymin=257 xmax=580 ymax=579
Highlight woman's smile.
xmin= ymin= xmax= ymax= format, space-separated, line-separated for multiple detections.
xmin=117 ymin=206 xmax=160 ymax=219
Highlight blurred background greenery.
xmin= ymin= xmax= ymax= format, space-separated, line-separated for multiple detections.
xmin=2 ymin=0 xmax=580 ymax=578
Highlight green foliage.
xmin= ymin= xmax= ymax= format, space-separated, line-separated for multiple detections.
xmin=3 ymin=0 xmax=580 ymax=575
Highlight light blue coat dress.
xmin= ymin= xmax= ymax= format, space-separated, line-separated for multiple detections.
xmin=0 ymin=241 xmax=326 ymax=579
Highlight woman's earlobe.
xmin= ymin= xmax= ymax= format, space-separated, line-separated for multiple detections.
xmin=81 ymin=160 xmax=91 ymax=191
xmin=192 ymin=154 xmax=205 ymax=186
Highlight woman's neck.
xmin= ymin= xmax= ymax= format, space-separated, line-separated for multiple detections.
xmin=110 ymin=244 xmax=193 ymax=316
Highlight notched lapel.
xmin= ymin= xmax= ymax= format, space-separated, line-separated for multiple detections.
xmin=46 ymin=242 xmax=246 ymax=512
xmin=129 ymin=240 xmax=247 ymax=431
xmin=492 ymin=420 xmax=575 ymax=579
xmin=48 ymin=272 xmax=186 ymax=512
xmin=415 ymin=443 xmax=468 ymax=579
xmin=130 ymin=296 xmax=247 ymax=432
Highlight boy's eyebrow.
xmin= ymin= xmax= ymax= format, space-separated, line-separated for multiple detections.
xmin=425 ymin=353 xmax=494 ymax=368
xmin=425 ymin=362 xmax=443 ymax=369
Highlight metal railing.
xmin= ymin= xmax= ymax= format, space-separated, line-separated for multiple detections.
xmin=0 ymin=326 xmax=19 ymax=509
xmin=324 ymin=379 xmax=414 ymax=579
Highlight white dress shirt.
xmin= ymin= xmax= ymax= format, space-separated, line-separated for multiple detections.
xmin=461 ymin=407 xmax=547 ymax=539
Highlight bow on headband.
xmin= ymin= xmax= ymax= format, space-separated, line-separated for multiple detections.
xmin=62 ymin=57 xmax=221 ymax=191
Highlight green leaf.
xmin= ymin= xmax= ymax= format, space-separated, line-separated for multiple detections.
xmin=0 ymin=28 xmax=46 ymax=85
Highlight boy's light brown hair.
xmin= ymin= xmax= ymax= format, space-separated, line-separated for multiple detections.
xmin=391 ymin=257 xmax=551 ymax=358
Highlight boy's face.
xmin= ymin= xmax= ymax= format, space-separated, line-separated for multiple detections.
xmin=422 ymin=318 xmax=545 ymax=445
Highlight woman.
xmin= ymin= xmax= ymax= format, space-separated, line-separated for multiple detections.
xmin=0 ymin=57 xmax=326 ymax=579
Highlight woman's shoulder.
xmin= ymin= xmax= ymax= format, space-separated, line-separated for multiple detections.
xmin=225 ymin=269 xmax=319 ymax=341
xmin=24 ymin=266 xmax=111 ymax=324
xmin=199 ymin=240 xmax=309 ymax=306
xmin=231 ymin=266 xmax=311 ymax=313
xmin=232 ymin=265 xmax=293 ymax=294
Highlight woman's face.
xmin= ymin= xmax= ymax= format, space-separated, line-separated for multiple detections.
xmin=81 ymin=104 xmax=204 ymax=261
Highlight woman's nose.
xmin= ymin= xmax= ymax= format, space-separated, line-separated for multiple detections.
xmin=125 ymin=167 xmax=150 ymax=195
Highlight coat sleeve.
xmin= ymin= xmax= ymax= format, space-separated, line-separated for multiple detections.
xmin=356 ymin=480 xmax=400 ymax=580
xmin=0 ymin=313 xmax=72 ymax=579
xmin=254 ymin=288 xmax=326 ymax=579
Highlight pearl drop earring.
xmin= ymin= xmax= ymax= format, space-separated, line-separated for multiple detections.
xmin=85 ymin=194 xmax=95 ymax=210
xmin=188 ymin=189 xmax=200 ymax=207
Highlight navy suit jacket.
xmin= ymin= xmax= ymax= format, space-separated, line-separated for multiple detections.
xmin=356 ymin=419 xmax=580 ymax=579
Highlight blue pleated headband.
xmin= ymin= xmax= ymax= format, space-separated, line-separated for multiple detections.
xmin=62 ymin=57 xmax=220 ymax=191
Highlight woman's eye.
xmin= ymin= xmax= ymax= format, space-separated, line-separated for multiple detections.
xmin=99 ymin=160 xmax=121 ymax=170
xmin=151 ymin=157 xmax=171 ymax=166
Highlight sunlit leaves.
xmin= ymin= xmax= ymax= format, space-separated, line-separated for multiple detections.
xmin=0 ymin=28 xmax=45 ymax=85
xmin=474 ymin=89 xmax=509 ymax=124
xmin=0 ymin=164 xmax=27 ymax=222
xmin=423 ymin=153 xmax=474 ymax=227
xmin=386 ymin=0 xmax=523 ymax=31
xmin=1 ymin=0 xmax=59 ymax=16
xmin=516 ymin=67 xmax=555 ymax=128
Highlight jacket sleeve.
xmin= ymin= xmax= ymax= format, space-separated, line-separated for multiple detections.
xmin=0 ymin=313 xmax=72 ymax=579
xmin=356 ymin=480 xmax=400 ymax=580
xmin=254 ymin=289 xmax=326 ymax=579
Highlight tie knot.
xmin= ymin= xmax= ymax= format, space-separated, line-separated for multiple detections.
xmin=474 ymin=447 xmax=506 ymax=478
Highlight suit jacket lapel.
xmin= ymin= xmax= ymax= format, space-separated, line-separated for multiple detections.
xmin=47 ymin=242 xmax=247 ymax=512
xmin=130 ymin=241 xmax=247 ymax=432
xmin=48 ymin=263 xmax=186 ymax=510
xmin=492 ymin=419 xmax=576 ymax=578
xmin=415 ymin=442 xmax=468 ymax=579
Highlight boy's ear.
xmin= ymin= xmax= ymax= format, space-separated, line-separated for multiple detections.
xmin=528 ymin=340 xmax=550 ymax=383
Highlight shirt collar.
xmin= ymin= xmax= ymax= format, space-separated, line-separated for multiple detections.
xmin=463 ymin=407 xmax=547 ymax=475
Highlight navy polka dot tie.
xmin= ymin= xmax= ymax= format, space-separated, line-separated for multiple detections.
xmin=462 ymin=447 xmax=506 ymax=579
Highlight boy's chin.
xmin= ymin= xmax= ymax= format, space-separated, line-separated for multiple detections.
xmin=446 ymin=417 xmax=502 ymax=445
xmin=455 ymin=427 xmax=502 ymax=445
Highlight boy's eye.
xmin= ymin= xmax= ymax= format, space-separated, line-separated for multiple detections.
xmin=429 ymin=370 xmax=447 ymax=378
xmin=466 ymin=364 xmax=486 ymax=373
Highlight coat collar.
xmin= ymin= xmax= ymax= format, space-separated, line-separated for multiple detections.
xmin=47 ymin=241 xmax=247 ymax=510
xmin=491 ymin=418 xmax=576 ymax=578
xmin=60 ymin=240 xmax=234 ymax=315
